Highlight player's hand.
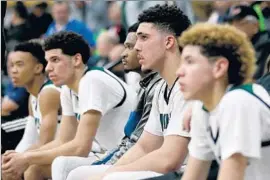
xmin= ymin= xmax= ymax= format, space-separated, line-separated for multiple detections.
xmin=3 ymin=150 xmax=16 ymax=156
xmin=183 ymin=106 xmax=192 ymax=132
xmin=2 ymin=152 xmax=29 ymax=176
xmin=2 ymin=150 xmax=16 ymax=164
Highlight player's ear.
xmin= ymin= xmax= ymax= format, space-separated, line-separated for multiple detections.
xmin=213 ymin=57 xmax=229 ymax=79
xmin=34 ymin=63 xmax=44 ymax=74
xmin=165 ymin=35 xmax=175 ymax=50
xmin=73 ymin=53 xmax=84 ymax=67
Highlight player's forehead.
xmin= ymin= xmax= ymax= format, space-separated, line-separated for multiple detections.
xmin=9 ymin=51 xmax=35 ymax=63
xmin=181 ymin=45 xmax=202 ymax=58
xmin=45 ymin=49 xmax=63 ymax=60
xmin=136 ymin=23 xmax=157 ymax=36
xmin=125 ymin=32 xmax=137 ymax=45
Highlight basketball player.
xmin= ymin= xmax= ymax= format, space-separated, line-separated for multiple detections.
xmin=2 ymin=41 xmax=61 ymax=180
xmin=56 ymin=22 xmax=161 ymax=180
xmin=178 ymin=23 xmax=270 ymax=180
xmin=86 ymin=4 xmax=192 ymax=180
xmin=2 ymin=32 xmax=136 ymax=180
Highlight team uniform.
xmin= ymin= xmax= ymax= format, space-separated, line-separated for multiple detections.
xmin=60 ymin=72 xmax=161 ymax=180
xmin=68 ymin=79 xmax=191 ymax=180
xmin=189 ymin=84 xmax=270 ymax=180
xmin=15 ymin=80 xmax=61 ymax=152
xmin=51 ymin=66 xmax=136 ymax=180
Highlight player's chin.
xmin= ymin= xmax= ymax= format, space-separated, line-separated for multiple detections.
xmin=51 ymin=79 xmax=63 ymax=87
xmin=12 ymin=81 xmax=22 ymax=87
xmin=123 ymin=65 xmax=130 ymax=70
xmin=141 ymin=64 xmax=150 ymax=72
xmin=182 ymin=91 xmax=194 ymax=101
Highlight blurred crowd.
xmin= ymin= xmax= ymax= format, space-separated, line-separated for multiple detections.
xmin=1 ymin=0 xmax=270 ymax=152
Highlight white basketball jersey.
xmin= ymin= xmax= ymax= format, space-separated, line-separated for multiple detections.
xmin=60 ymin=67 xmax=136 ymax=151
xmin=189 ymin=84 xmax=270 ymax=180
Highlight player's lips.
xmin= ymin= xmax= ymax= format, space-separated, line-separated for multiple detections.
xmin=122 ymin=59 xmax=127 ymax=65
xmin=49 ymin=75 xmax=57 ymax=80
xmin=11 ymin=77 xmax=19 ymax=83
xmin=179 ymin=82 xmax=186 ymax=91
xmin=137 ymin=54 xmax=144 ymax=64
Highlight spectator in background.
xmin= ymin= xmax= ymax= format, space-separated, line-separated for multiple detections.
xmin=120 ymin=1 xmax=195 ymax=30
xmin=28 ymin=2 xmax=53 ymax=38
xmin=207 ymin=1 xmax=234 ymax=23
xmin=190 ymin=1 xmax=213 ymax=22
xmin=4 ymin=1 xmax=33 ymax=52
xmin=94 ymin=30 xmax=126 ymax=80
xmin=95 ymin=31 xmax=119 ymax=67
xmin=107 ymin=1 xmax=127 ymax=44
xmin=69 ymin=1 xmax=110 ymax=34
xmin=45 ymin=1 xmax=96 ymax=49
xmin=226 ymin=5 xmax=270 ymax=79
xmin=107 ymin=44 xmax=126 ymax=81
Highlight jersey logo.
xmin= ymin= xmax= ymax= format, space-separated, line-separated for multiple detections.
xmin=160 ymin=113 xmax=170 ymax=131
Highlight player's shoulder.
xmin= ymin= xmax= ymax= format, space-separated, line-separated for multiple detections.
xmin=40 ymin=80 xmax=61 ymax=92
xmin=222 ymin=83 xmax=270 ymax=107
xmin=82 ymin=67 xmax=111 ymax=84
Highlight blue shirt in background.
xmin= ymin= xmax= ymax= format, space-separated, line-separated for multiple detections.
xmin=2 ymin=81 xmax=29 ymax=120
xmin=45 ymin=19 xmax=96 ymax=48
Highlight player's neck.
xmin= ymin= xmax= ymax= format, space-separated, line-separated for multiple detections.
xmin=66 ymin=65 xmax=87 ymax=93
xmin=26 ymin=74 xmax=47 ymax=97
xmin=202 ymin=81 xmax=229 ymax=112
xmin=159 ymin=53 xmax=180 ymax=87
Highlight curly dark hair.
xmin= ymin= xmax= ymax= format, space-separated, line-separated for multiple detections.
xmin=138 ymin=4 xmax=191 ymax=37
xmin=44 ymin=31 xmax=91 ymax=64
xmin=14 ymin=40 xmax=47 ymax=73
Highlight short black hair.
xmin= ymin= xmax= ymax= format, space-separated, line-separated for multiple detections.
xmin=138 ymin=4 xmax=191 ymax=37
xmin=14 ymin=40 xmax=47 ymax=73
xmin=44 ymin=31 xmax=91 ymax=64
xmin=128 ymin=22 xmax=140 ymax=33
xmin=35 ymin=2 xmax=48 ymax=11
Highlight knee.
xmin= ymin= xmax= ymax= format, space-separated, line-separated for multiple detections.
xmin=51 ymin=156 xmax=71 ymax=180
xmin=66 ymin=168 xmax=79 ymax=180
xmin=24 ymin=165 xmax=42 ymax=178
xmin=52 ymin=156 xmax=68 ymax=173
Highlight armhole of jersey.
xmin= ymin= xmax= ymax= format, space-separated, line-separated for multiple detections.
xmin=104 ymin=71 xmax=127 ymax=108
xmin=89 ymin=67 xmax=127 ymax=108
